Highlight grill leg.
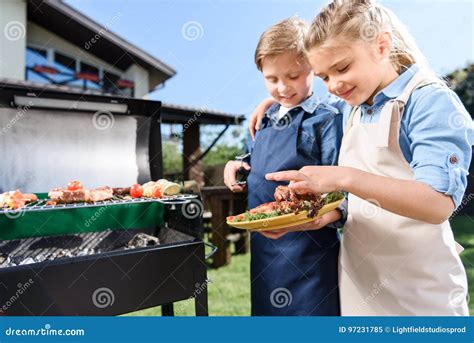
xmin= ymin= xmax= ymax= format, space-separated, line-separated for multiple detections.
xmin=195 ymin=286 xmax=209 ymax=316
xmin=161 ymin=303 xmax=174 ymax=316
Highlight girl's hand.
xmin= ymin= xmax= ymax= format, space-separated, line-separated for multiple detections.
xmin=259 ymin=209 xmax=342 ymax=239
xmin=224 ymin=160 xmax=251 ymax=192
xmin=249 ymin=98 xmax=274 ymax=140
xmin=266 ymin=166 xmax=352 ymax=194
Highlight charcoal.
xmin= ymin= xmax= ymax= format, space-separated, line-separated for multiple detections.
xmin=19 ymin=257 xmax=35 ymax=265
xmin=126 ymin=233 xmax=160 ymax=249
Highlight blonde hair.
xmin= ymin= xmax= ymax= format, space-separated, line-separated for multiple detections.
xmin=255 ymin=16 xmax=308 ymax=71
xmin=305 ymin=0 xmax=431 ymax=74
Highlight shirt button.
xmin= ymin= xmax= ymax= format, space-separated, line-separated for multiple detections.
xmin=449 ymin=155 xmax=458 ymax=164
xmin=367 ymin=109 xmax=373 ymax=115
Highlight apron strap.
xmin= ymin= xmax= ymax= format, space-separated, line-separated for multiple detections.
xmin=344 ymin=106 xmax=361 ymax=136
xmin=374 ymin=72 xmax=441 ymax=148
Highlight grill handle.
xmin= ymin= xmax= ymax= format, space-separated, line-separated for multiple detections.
xmin=204 ymin=242 xmax=218 ymax=260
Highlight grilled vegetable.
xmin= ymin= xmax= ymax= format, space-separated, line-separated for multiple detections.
xmin=67 ymin=181 xmax=83 ymax=191
xmin=130 ymin=184 xmax=143 ymax=198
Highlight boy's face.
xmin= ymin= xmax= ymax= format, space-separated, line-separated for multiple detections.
xmin=261 ymin=51 xmax=313 ymax=108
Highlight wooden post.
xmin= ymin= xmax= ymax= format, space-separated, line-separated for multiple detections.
xmin=210 ymin=196 xmax=232 ymax=268
xmin=183 ymin=123 xmax=204 ymax=187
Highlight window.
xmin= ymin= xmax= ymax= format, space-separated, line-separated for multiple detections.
xmin=80 ymin=61 xmax=101 ymax=90
xmin=25 ymin=46 xmax=49 ymax=83
xmin=25 ymin=46 xmax=134 ymax=96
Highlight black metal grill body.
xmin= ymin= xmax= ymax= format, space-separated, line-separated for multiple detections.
xmin=0 ymin=83 xmax=209 ymax=316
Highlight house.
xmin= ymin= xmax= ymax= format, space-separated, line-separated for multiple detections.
xmin=0 ymin=0 xmax=245 ymax=184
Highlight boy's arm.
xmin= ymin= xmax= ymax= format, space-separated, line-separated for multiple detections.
xmin=249 ymin=98 xmax=274 ymax=139
xmin=223 ymin=135 xmax=252 ymax=193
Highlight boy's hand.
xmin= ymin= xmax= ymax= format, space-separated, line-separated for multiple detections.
xmin=224 ymin=161 xmax=251 ymax=192
xmin=249 ymin=98 xmax=274 ymax=140
xmin=259 ymin=209 xmax=342 ymax=239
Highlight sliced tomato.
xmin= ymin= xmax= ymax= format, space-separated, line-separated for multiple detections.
xmin=130 ymin=184 xmax=143 ymax=198
xmin=67 ymin=180 xmax=83 ymax=191
xmin=152 ymin=187 xmax=162 ymax=198
xmin=227 ymin=216 xmax=234 ymax=221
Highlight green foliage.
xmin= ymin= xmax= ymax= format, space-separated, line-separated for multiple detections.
xmin=449 ymin=216 xmax=474 ymax=315
xmin=162 ymin=141 xmax=182 ymax=173
xmin=446 ymin=64 xmax=474 ymax=117
xmin=202 ymin=144 xmax=243 ymax=167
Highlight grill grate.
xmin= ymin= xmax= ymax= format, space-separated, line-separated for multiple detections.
xmin=0 ymin=194 xmax=199 ymax=214
xmin=0 ymin=228 xmax=168 ymax=269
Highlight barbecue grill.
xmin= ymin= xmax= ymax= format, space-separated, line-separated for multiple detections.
xmin=0 ymin=82 xmax=213 ymax=316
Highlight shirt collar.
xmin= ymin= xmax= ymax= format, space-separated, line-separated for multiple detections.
xmin=265 ymin=92 xmax=321 ymax=119
xmin=372 ymin=64 xmax=420 ymax=104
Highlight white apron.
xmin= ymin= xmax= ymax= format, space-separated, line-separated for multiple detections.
xmin=338 ymin=72 xmax=469 ymax=316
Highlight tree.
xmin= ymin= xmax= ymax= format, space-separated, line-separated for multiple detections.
xmin=446 ymin=64 xmax=474 ymax=117
xmin=162 ymin=141 xmax=182 ymax=173
xmin=203 ymin=144 xmax=243 ymax=166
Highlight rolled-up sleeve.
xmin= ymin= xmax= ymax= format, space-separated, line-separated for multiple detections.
xmin=326 ymin=196 xmax=348 ymax=229
xmin=407 ymin=85 xmax=473 ymax=208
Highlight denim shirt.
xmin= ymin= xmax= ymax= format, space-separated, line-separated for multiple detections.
xmin=250 ymin=92 xmax=343 ymax=167
xmin=246 ymin=92 xmax=347 ymax=227
xmin=327 ymin=64 xmax=473 ymax=208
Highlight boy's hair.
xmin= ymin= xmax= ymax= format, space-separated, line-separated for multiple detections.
xmin=255 ymin=16 xmax=308 ymax=71
xmin=305 ymin=0 xmax=431 ymax=74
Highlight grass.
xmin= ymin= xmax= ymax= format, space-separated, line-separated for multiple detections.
xmin=127 ymin=215 xmax=474 ymax=316
xmin=450 ymin=215 xmax=474 ymax=314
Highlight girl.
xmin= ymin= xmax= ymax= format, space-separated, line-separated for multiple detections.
xmin=251 ymin=0 xmax=472 ymax=315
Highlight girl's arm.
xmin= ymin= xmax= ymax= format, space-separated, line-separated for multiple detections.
xmin=248 ymin=97 xmax=274 ymax=139
xmin=266 ymin=166 xmax=455 ymax=224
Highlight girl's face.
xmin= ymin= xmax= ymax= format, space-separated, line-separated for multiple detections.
xmin=261 ymin=51 xmax=314 ymax=108
xmin=307 ymin=36 xmax=397 ymax=106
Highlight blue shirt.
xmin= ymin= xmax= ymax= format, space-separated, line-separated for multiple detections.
xmin=250 ymin=92 xmax=343 ymax=167
xmin=327 ymin=64 xmax=473 ymax=208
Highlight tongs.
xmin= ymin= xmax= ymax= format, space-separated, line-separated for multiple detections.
xmin=232 ymin=153 xmax=250 ymax=187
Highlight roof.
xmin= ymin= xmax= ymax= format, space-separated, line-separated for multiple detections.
xmin=0 ymin=78 xmax=245 ymax=126
xmin=161 ymin=103 xmax=245 ymax=125
xmin=27 ymin=0 xmax=176 ymax=90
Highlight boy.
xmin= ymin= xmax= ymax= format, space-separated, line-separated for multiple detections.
xmin=224 ymin=17 xmax=345 ymax=316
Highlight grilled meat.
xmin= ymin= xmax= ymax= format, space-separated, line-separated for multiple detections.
xmin=112 ymin=187 xmax=130 ymax=196
xmin=0 ymin=190 xmax=38 ymax=210
xmin=89 ymin=187 xmax=114 ymax=202
xmin=48 ymin=187 xmax=113 ymax=204
xmin=274 ymin=185 xmax=320 ymax=202
xmin=48 ymin=188 xmax=87 ymax=203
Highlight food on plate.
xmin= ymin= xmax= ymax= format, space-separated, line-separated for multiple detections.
xmin=227 ymin=186 xmax=344 ymax=223
xmin=0 ymin=190 xmax=38 ymax=210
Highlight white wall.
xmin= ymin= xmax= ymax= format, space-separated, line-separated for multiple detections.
xmin=124 ymin=64 xmax=150 ymax=98
xmin=0 ymin=0 xmax=27 ymax=80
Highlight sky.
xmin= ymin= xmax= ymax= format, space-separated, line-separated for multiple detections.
xmin=65 ymin=0 xmax=474 ymax=145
